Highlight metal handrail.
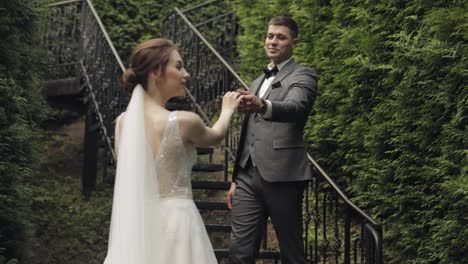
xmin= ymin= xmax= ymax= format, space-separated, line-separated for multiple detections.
xmin=47 ymin=0 xmax=81 ymax=7
xmin=180 ymin=0 xmax=219 ymax=13
xmin=365 ymin=223 xmax=383 ymax=262
xmin=194 ymin=11 xmax=235 ymax=28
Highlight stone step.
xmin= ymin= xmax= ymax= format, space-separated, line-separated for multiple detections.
xmin=205 ymin=224 xmax=231 ymax=233
xmin=192 ymin=180 xmax=230 ymax=190
xmin=195 ymin=201 xmax=229 ymax=211
xmin=45 ymin=77 xmax=82 ymax=97
xmin=196 ymin=147 xmax=214 ymax=155
xmin=192 ymin=163 xmax=224 ymax=172
xmin=214 ymin=249 xmax=280 ymax=261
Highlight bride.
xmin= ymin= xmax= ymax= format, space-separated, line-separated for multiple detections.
xmin=103 ymin=38 xmax=242 ymax=264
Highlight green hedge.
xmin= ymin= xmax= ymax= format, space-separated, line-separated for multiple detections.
xmin=0 ymin=0 xmax=48 ymax=262
xmin=230 ymin=0 xmax=467 ymax=263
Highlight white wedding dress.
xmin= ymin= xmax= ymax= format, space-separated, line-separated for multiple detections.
xmin=104 ymin=85 xmax=217 ymax=264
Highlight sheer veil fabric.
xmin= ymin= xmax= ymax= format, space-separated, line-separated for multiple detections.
xmin=104 ymin=85 xmax=163 ymax=264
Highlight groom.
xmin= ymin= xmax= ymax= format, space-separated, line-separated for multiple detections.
xmin=226 ymin=16 xmax=318 ymax=263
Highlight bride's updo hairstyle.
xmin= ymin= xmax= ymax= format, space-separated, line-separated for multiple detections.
xmin=121 ymin=38 xmax=179 ymax=93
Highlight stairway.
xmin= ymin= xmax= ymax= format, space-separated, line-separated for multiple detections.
xmin=192 ymin=146 xmax=281 ymax=263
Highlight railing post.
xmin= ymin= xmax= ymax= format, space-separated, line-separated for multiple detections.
xmin=314 ymin=173 xmax=319 ymax=264
xmin=78 ymin=0 xmax=85 ymax=61
xmin=344 ymin=205 xmax=351 ymax=264
xmin=377 ymin=225 xmax=383 ymax=264
xmin=304 ymin=181 xmax=310 ymax=262
xmin=82 ymin=106 xmax=98 ymax=198
xmin=333 ymin=194 xmax=340 ymax=264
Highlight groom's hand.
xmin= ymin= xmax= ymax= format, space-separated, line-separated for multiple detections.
xmin=236 ymin=89 xmax=262 ymax=113
xmin=226 ymin=182 xmax=236 ymax=210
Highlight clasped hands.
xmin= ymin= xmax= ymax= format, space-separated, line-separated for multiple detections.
xmin=222 ymin=89 xmax=262 ymax=114
xmin=236 ymin=89 xmax=263 ymax=113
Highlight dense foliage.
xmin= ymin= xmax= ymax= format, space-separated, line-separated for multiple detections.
xmin=230 ymin=0 xmax=467 ymax=263
xmin=0 ymin=0 xmax=49 ymax=262
xmin=26 ymin=135 xmax=112 ymax=264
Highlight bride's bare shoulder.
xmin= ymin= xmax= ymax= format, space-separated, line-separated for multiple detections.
xmin=175 ymin=110 xmax=203 ymax=126
xmin=174 ymin=111 xmax=205 ymax=142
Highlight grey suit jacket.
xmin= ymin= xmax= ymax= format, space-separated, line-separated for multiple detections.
xmin=233 ymin=59 xmax=318 ymax=182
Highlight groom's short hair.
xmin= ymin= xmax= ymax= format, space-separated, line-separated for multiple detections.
xmin=268 ymin=16 xmax=298 ymax=38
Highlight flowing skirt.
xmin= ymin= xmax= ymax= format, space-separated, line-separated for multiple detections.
xmin=157 ymin=198 xmax=217 ymax=264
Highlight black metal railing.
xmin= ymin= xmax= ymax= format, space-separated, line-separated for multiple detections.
xmin=163 ymin=1 xmax=384 ymax=263
xmin=165 ymin=0 xmax=239 ymax=63
xmin=78 ymin=0 xmax=126 ymax=162
xmin=43 ymin=0 xmax=127 ymax=170
xmin=304 ymin=155 xmax=383 ymax=263
xmin=42 ymin=0 xmax=82 ymax=80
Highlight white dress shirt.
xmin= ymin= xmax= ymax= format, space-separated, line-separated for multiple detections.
xmin=258 ymin=57 xmax=293 ymax=118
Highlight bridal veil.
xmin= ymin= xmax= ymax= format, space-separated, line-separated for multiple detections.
xmin=104 ymin=85 xmax=162 ymax=264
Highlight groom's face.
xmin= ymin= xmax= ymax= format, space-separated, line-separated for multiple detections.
xmin=264 ymin=25 xmax=297 ymax=65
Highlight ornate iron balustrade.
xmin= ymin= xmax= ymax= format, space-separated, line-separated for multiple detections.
xmin=78 ymin=0 xmax=126 ymax=162
xmin=43 ymin=0 xmax=82 ymax=80
xmin=44 ymin=0 xmax=127 ymax=195
xmin=304 ymin=155 xmax=383 ymax=263
xmin=165 ymin=0 xmax=239 ymax=64
xmin=44 ymin=0 xmax=126 ymax=161
xmin=163 ymin=1 xmax=384 ymax=263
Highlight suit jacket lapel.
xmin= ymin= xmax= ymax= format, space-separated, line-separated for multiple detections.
xmin=250 ymin=75 xmax=265 ymax=96
xmin=263 ymin=59 xmax=297 ymax=99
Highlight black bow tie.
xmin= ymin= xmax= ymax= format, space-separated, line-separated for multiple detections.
xmin=263 ymin=66 xmax=279 ymax=78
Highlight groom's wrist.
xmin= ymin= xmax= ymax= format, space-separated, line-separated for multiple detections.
xmin=257 ymin=98 xmax=267 ymax=115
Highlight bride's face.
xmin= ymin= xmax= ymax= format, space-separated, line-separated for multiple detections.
xmin=158 ymin=50 xmax=190 ymax=98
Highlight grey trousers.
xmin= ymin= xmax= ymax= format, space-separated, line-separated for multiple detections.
xmin=229 ymin=161 xmax=307 ymax=264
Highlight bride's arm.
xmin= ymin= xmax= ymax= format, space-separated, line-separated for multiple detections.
xmin=179 ymin=91 xmax=242 ymax=147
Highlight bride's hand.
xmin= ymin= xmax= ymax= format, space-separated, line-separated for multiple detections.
xmin=222 ymin=91 xmax=243 ymax=113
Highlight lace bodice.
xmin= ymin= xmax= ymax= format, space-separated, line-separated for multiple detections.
xmin=155 ymin=111 xmax=196 ymax=199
